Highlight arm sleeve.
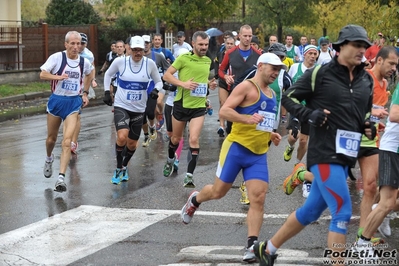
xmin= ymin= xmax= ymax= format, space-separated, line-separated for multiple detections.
xmin=104 ymin=57 xmax=121 ymax=91
xmin=218 ymin=51 xmax=230 ymax=80
xmin=148 ymin=60 xmax=163 ymax=89
xmin=281 ymin=69 xmax=315 ymax=123
xmin=282 ymin=71 xmax=292 ymax=91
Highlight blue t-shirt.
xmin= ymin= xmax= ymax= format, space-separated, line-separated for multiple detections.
xmin=152 ymin=47 xmax=175 ymax=63
xmin=239 ymin=48 xmax=251 ymax=61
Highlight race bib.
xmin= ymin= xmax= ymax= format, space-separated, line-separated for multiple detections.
xmin=370 ymin=104 xmax=384 ymax=123
xmin=335 ymin=129 xmax=361 ymax=158
xmin=256 ymin=111 xmax=276 ymax=132
xmin=61 ymin=81 xmax=78 ymax=92
xmin=190 ymin=83 xmax=207 ymax=97
xmin=126 ymin=91 xmax=142 ymax=101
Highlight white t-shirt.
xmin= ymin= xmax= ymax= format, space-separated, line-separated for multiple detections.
xmin=172 ymin=42 xmax=192 ymax=58
xmin=80 ymin=47 xmax=94 ymax=64
xmin=380 ymin=89 xmax=399 ymax=153
xmin=40 ymin=51 xmax=93 ymax=96
xmin=317 ymin=51 xmax=333 ymax=65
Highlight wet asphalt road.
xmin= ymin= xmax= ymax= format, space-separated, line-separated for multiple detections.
xmin=0 ymin=90 xmax=398 ymax=265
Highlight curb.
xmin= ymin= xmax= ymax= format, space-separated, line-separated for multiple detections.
xmin=0 ymin=88 xmax=105 ymax=122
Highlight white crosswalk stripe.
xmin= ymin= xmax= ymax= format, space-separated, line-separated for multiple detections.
xmin=0 ymin=205 xmax=359 ymax=265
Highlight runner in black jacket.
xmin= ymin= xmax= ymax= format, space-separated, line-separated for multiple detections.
xmin=254 ymin=24 xmax=377 ymax=266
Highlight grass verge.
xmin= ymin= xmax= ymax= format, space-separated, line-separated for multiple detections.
xmin=0 ymin=82 xmax=50 ymax=98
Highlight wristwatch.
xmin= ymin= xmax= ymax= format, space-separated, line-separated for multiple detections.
xmin=83 ymin=91 xmax=89 ymax=95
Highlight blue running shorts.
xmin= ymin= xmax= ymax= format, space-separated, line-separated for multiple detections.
xmin=46 ymin=94 xmax=82 ymax=121
xmin=216 ymin=139 xmax=269 ymax=183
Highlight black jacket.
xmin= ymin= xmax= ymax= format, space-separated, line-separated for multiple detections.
xmin=282 ymin=57 xmax=373 ymax=168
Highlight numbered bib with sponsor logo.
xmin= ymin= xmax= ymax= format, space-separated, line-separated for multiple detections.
xmin=190 ymin=83 xmax=207 ymax=97
xmin=127 ymin=91 xmax=143 ymax=101
xmin=61 ymin=81 xmax=78 ymax=92
xmin=256 ymin=111 xmax=276 ymax=132
xmin=335 ymin=129 xmax=361 ymax=157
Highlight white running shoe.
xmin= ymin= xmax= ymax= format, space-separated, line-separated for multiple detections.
xmin=181 ymin=191 xmax=199 ymax=224
xmin=302 ymin=181 xmax=311 ymax=198
xmin=243 ymin=241 xmax=257 ymax=263
xmin=43 ymin=154 xmax=54 ymax=178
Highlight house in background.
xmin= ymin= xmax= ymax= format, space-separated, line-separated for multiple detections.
xmin=0 ymin=0 xmax=22 ymax=70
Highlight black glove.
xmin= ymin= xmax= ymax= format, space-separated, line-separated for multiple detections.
xmin=308 ymin=108 xmax=327 ymax=127
xmin=103 ymin=91 xmax=113 ymax=106
xmin=290 ymin=118 xmax=300 ymax=138
xmin=97 ymin=70 xmax=103 ymax=75
xmin=150 ymin=89 xmax=159 ymax=100
xmin=363 ymin=118 xmax=377 ymax=140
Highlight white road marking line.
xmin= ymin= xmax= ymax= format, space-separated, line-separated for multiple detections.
xmin=0 ymin=205 xmax=360 ymax=265
xmin=0 ymin=205 xmax=171 ymax=265
xmin=178 ymin=246 xmax=323 ymax=264
xmin=132 ymin=208 xmax=360 ymax=220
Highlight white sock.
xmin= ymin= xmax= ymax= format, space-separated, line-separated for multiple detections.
xmin=267 ymin=240 xmax=278 ymax=255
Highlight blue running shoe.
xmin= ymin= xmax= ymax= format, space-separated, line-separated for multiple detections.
xmin=121 ymin=167 xmax=129 ymax=182
xmin=111 ymin=169 xmax=122 ymax=185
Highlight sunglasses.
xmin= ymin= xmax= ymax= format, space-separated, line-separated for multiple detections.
xmin=131 ymin=48 xmax=144 ymax=52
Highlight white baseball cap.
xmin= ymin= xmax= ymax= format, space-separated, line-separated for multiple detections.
xmin=232 ymin=31 xmax=238 ymax=37
xmin=257 ymin=53 xmax=287 ymax=70
xmin=130 ymin=36 xmax=145 ymax=49
xmin=142 ymin=35 xmax=151 ymax=43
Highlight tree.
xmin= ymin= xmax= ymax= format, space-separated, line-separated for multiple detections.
xmin=45 ymin=0 xmax=101 ymax=25
xmin=245 ymin=0 xmax=318 ymax=42
xmin=102 ymin=0 xmax=239 ymax=31
xmin=21 ymin=0 xmax=50 ymax=22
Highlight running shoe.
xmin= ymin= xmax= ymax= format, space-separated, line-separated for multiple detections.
xmin=163 ymin=157 xmax=175 ymax=177
xmin=355 ymin=231 xmax=385 ymax=247
xmin=183 ymin=173 xmax=195 ymax=188
xmin=174 ymin=159 xmax=179 ymax=172
xmin=121 ymin=167 xmax=129 ymax=182
xmin=142 ymin=136 xmax=151 ymax=147
xmin=43 ymin=153 xmax=54 ymax=178
xmin=156 ymin=117 xmax=164 ymax=131
xmin=54 ymin=176 xmax=67 ymax=192
xmin=71 ymin=141 xmax=78 ymax=154
xmin=181 ymin=191 xmax=199 ymax=224
xmin=243 ymin=241 xmax=257 ymax=263
xmin=149 ymin=126 xmax=157 ymax=140
xmin=353 ymin=240 xmax=380 ymax=261
xmin=239 ymin=181 xmax=250 ymax=205
xmin=111 ymin=168 xmax=122 ymax=185
xmin=217 ymin=127 xmax=225 ymax=137
xmin=302 ymin=181 xmax=311 ymax=198
xmin=253 ymin=241 xmax=278 ymax=266
xmin=283 ymin=145 xmax=294 ymax=162
xmin=283 ymin=163 xmax=306 ymax=195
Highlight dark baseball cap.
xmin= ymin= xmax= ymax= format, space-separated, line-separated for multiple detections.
xmin=80 ymin=33 xmax=88 ymax=43
xmin=177 ymin=31 xmax=185 ymax=37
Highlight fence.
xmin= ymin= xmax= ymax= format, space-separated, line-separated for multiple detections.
xmin=0 ymin=23 xmax=97 ymax=71
xmin=0 ymin=21 xmax=243 ymax=72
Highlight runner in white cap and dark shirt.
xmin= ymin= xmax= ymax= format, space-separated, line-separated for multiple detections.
xmin=103 ymin=36 xmax=163 ymax=185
